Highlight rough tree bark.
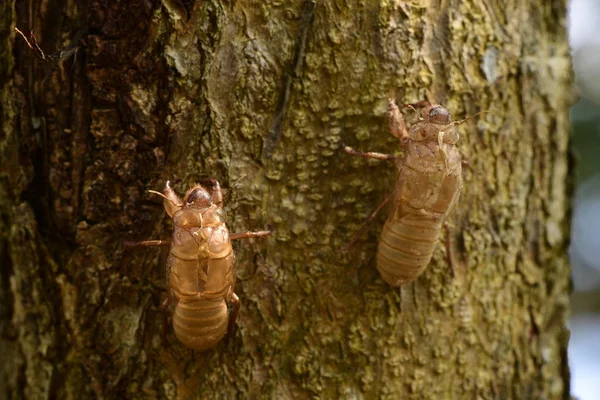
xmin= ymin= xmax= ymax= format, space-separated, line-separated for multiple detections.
xmin=0 ymin=0 xmax=572 ymax=399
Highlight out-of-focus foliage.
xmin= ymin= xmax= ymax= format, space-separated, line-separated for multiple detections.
xmin=569 ymin=0 xmax=600 ymax=292
xmin=568 ymin=2 xmax=600 ymax=399
xmin=570 ymin=0 xmax=600 ymax=104
xmin=570 ymin=100 xmax=600 ymax=291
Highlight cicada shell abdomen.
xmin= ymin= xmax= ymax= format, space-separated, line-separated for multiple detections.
xmin=166 ymin=251 xmax=233 ymax=352
xmin=377 ymin=212 xmax=445 ymax=285
xmin=170 ymin=239 xmax=236 ymax=352
xmin=376 ymin=104 xmax=463 ymax=286
xmin=172 ymin=296 xmax=228 ymax=352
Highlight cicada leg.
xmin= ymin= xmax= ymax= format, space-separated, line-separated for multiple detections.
xmin=226 ymin=293 xmax=241 ymax=341
xmin=345 ymin=192 xmax=394 ymax=250
xmin=160 ymin=294 xmax=173 ymax=337
xmin=230 ymin=230 xmax=272 ymax=240
xmin=342 ymin=144 xmax=397 ymax=161
xmin=443 ymin=223 xmax=456 ymax=275
xmin=124 ymin=239 xmax=171 ymax=247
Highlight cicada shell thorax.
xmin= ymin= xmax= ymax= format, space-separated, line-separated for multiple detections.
xmin=377 ymin=104 xmax=463 ymax=286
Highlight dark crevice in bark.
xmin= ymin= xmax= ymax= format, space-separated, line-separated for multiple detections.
xmin=262 ymin=0 xmax=317 ymax=160
xmin=69 ymin=48 xmax=91 ymax=227
xmin=19 ymin=87 xmax=76 ymax=260
xmin=0 ymin=236 xmax=15 ymax=337
xmin=560 ymin=330 xmax=571 ymax=400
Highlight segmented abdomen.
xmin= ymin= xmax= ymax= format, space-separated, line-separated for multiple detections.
xmin=172 ymin=298 xmax=228 ymax=352
xmin=376 ymin=214 xmax=443 ymax=286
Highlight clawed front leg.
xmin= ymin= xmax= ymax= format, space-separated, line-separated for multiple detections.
xmin=148 ymin=180 xmax=183 ymax=217
xmin=162 ymin=181 xmax=184 ymax=216
xmin=342 ymin=98 xmax=422 ymax=161
xmin=199 ymin=178 xmax=224 ymax=208
xmin=388 ymin=99 xmax=410 ymax=143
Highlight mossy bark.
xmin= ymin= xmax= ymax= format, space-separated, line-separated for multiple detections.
xmin=1 ymin=0 xmax=572 ymax=399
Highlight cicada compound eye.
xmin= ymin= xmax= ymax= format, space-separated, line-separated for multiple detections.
xmin=427 ymin=106 xmax=451 ymax=125
xmin=186 ymin=187 xmax=212 ymax=208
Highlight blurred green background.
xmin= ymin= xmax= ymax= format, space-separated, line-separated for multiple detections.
xmin=567 ymin=1 xmax=600 ymax=398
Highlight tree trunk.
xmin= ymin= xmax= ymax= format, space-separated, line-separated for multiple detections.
xmin=0 ymin=0 xmax=573 ymax=399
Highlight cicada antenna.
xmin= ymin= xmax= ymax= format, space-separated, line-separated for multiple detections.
xmin=404 ymin=104 xmax=423 ymax=121
xmin=220 ymin=174 xmax=247 ymax=205
xmin=453 ymin=110 xmax=490 ymax=126
xmin=402 ymin=101 xmax=431 ymax=121
xmin=229 ymin=174 xmax=247 ymax=191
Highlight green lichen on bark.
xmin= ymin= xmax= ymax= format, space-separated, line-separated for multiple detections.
xmin=1 ymin=0 xmax=572 ymax=399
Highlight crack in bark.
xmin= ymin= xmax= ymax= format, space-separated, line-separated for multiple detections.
xmin=262 ymin=0 xmax=317 ymax=160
